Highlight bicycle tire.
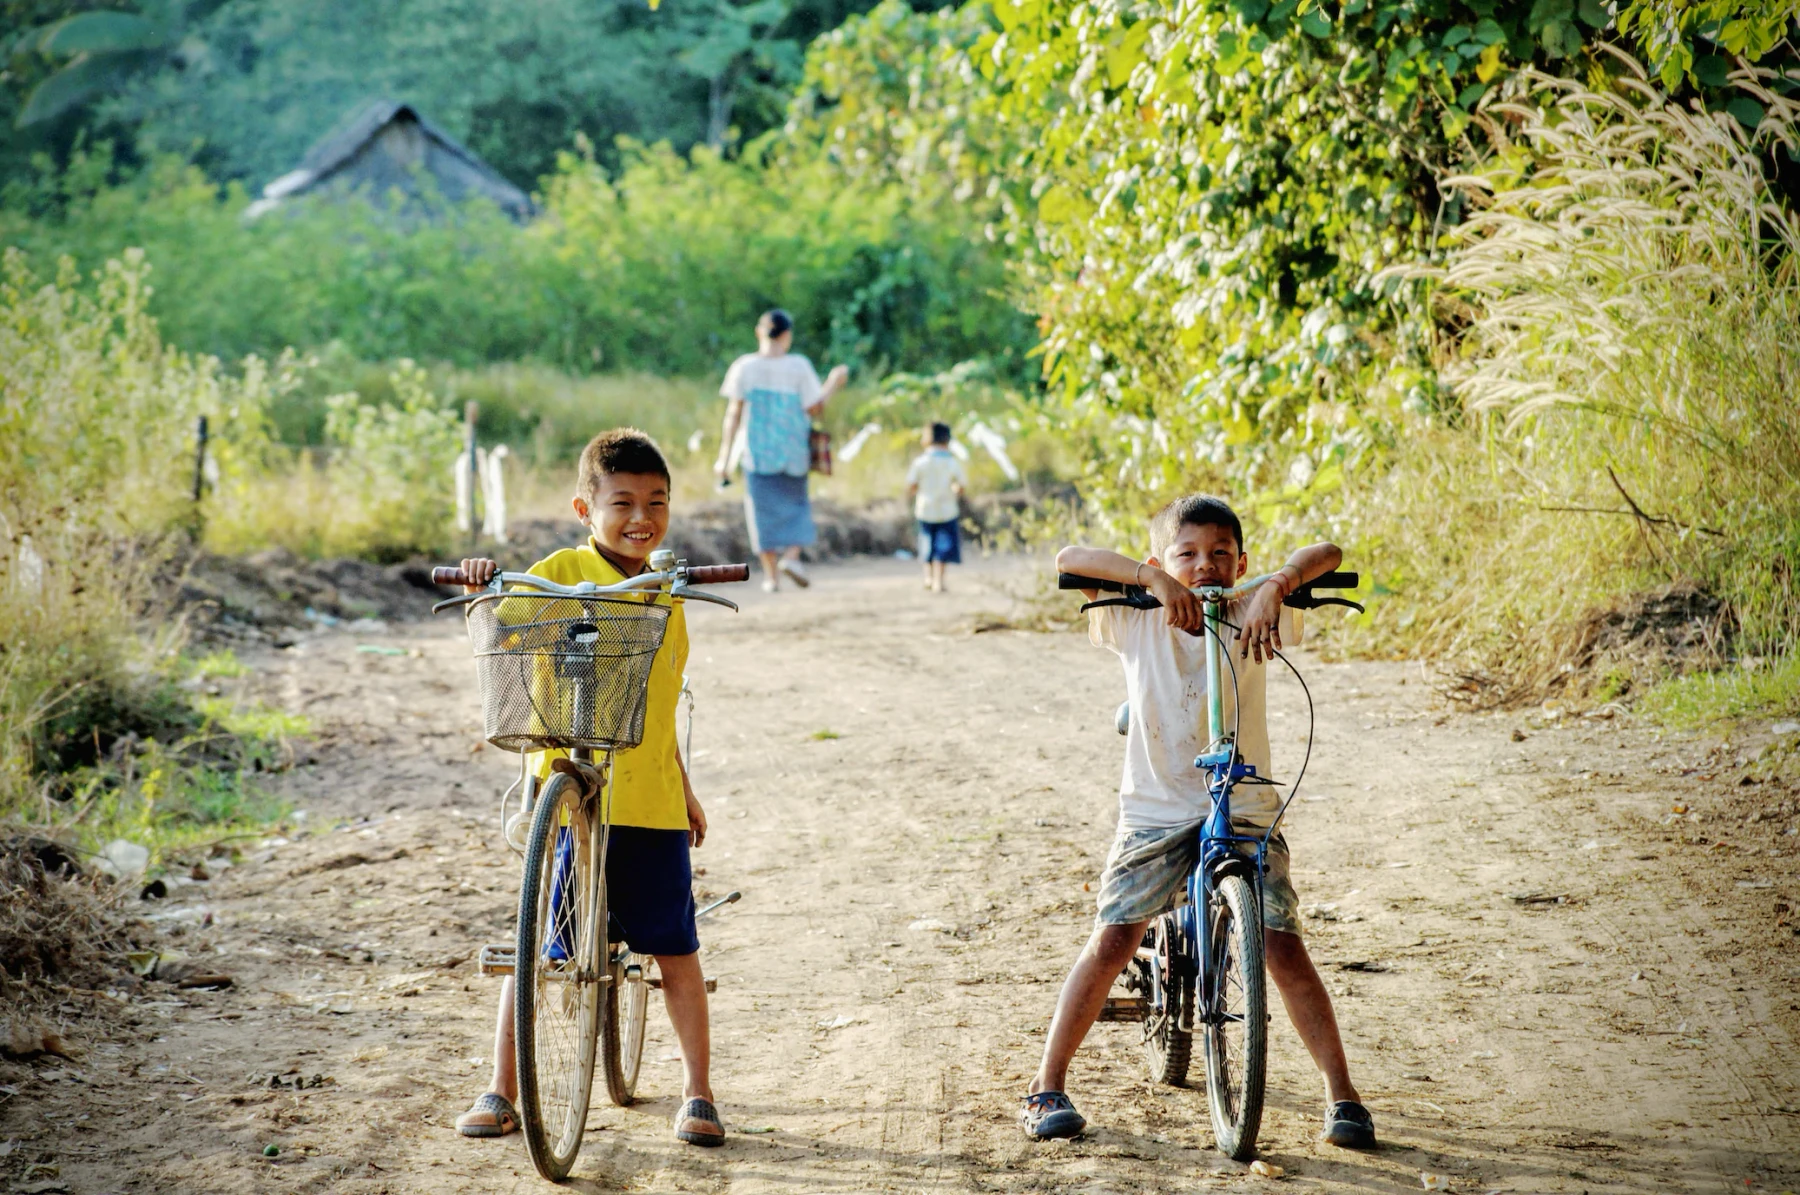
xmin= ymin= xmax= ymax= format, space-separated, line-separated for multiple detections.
xmin=600 ymin=949 xmax=652 ymax=1105
xmin=1138 ymin=914 xmax=1192 ymax=1086
xmin=515 ymin=771 xmax=603 ymax=1181
xmin=1203 ymin=873 xmax=1267 ymax=1162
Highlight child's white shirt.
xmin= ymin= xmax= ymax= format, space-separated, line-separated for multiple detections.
xmin=905 ymin=448 xmax=967 ymax=523
xmin=1089 ymin=599 xmax=1301 ymax=832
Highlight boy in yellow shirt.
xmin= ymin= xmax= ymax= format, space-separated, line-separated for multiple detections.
xmin=452 ymin=429 xmax=724 ymax=1147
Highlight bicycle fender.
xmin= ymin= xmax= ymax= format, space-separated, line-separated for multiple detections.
xmin=1209 ymin=854 xmax=1258 ymax=884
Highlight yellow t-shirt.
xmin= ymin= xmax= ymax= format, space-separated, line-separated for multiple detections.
xmin=525 ymin=539 xmax=689 ymax=831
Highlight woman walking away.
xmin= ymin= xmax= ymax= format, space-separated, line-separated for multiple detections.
xmin=714 ymin=309 xmax=849 ymax=592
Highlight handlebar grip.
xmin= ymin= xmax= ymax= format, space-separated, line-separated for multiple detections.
xmin=432 ymin=566 xmax=472 ymax=586
xmin=1058 ymin=572 xmax=1127 ymax=592
xmin=688 ymin=563 xmax=750 ymax=585
xmin=1309 ymin=571 xmax=1360 ymax=589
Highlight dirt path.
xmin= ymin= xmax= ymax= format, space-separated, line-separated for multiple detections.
xmin=13 ymin=557 xmax=1800 ymax=1194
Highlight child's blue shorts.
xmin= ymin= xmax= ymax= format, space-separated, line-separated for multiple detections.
xmin=604 ymin=825 xmax=699 ymax=956
xmin=917 ymin=518 xmax=962 ymax=564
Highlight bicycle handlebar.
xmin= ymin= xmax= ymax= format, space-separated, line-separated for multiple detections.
xmin=429 ymin=560 xmax=750 ymax=614
xmin=1057 ymin=570 xmax=1363 ymax=614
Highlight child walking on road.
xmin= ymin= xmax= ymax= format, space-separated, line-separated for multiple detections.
xmin=905 ymin=422 xmax=967 ymax=593
xmin=1020 ymin=494 xmax=1377 ymax=1151
xmin=451 ymin=429 xmax=727 ymax=1148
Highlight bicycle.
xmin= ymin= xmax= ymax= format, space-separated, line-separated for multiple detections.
xmin=431 ymin=548 xmax=748 ymax=1181
xmin=1058 ymin=566 xmax=1362 ymax=1160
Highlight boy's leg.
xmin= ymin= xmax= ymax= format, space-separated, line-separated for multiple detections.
xmin=757 ymin=550 xmax=780 ymax=589
xmin=657 ymin=951 xmax=721 ymax=1135
xmin=1030 ymin=920 xmax=1148 ymax=1096
xmin=1265 ymin=931 xmax=1358 ymax=1105
xmin=455 ymin=979 xmax=519 ymax=1135
xmin=931 ymin=560 xmax=947 ymax=591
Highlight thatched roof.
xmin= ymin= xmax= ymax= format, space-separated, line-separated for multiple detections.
xmin=245 ymin=99 xmax=533 ymax=222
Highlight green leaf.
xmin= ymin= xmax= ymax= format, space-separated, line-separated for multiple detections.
xmin=37 ymin=11 xmax=167 ymax=57
xmin=1300 ymin=8 xmax=1331 ymax=37
xmin=1234 ymin=0 xmax=1270 ymax=24
xmin=1473 ymin=18 xmax=1507 ymax=45
xmin=1694 ymin=54 xmax=1730 ymax=87
xmin=1528 ymin=0 xmax=1573 ymax=28
xmin=1726 ymin=96 xmax=1765 ymax=129
xmin=1442 ymin=24 xmax=1472 ymax=47
xmin=1037 ymin=183 xmax=1085 ymax=224
xmin=1576 ymin=0 xmax=1609 ymax=28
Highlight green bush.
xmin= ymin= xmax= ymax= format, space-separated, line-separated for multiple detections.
xmin=0 ymin=139 xmax=1035 ymax=381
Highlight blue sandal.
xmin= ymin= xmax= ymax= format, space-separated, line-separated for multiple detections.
xmin=674 ymin=1096 xmax=726 ymax=1147
xmin=1322 ymin=1100 xmax=1377 ymax=1149
xmin=455 ymin=1092 xmax=519 ymax=1138
xmin=1020 ymin=1090 xmax=1087 ymax=1140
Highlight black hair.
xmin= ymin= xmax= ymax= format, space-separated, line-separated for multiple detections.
xmin=760 ymin=308 xmax=793 ymax=337
xmin=577 ymin=427 xmax=670 ymax=493
xmin=929 ymin=421 xmax=952 ymax=445
xmin=1149 ymin=494 xmax=1244 ymax=558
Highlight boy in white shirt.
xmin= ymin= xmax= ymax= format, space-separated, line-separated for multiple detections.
xmin=1020 ymin=494 xmax=1376 ymax=1152
xmin=904 ymin=422 xmax=968 ymax=592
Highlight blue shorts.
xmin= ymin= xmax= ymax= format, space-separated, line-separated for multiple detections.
xmin=917 ymin=518 xmax=961 ymax=564
xmin=603 ymin=825 xmax=699 ymax=956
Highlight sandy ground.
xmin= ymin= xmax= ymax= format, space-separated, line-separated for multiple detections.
xmin=10 ymin=555 xmax=1800 ymax=1194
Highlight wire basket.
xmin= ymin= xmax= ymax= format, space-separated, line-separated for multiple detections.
xmin=463 ymin=592 xmax=672 ymax=752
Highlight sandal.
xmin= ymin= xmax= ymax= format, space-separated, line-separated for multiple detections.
xmin=455 ymin=1092 xmax=519 ymax=1138
xmin=1322 ymin=1100 xmax=1377 ymax=1149
xmin=673 ymin=1096 xmax=726 ymax=1147
xmin=1020 ymin=1090 xmax=1086 ymax=1140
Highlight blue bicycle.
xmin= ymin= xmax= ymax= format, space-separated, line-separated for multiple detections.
xmin=1060 ymin=567 xmax=1361 ymax=1160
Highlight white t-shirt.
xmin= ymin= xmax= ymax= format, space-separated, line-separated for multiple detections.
xmin=905 ymin=448 xmax=967 ymax=523
xmin=1089 ymin=597 xmax=1302 ymax=832
xmin=719 ymin=353 xmax=822 ymax=477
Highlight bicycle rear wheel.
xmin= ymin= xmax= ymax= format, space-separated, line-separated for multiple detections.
xmin=1136 ymin=914 xmax=1192 ymax=1086
xmin=601 ymin=948 xmax=653 ymax=1105
xmin=1203 ymin=873 xmax=1267 ymax=1161
xmin=515 ymin=772 xmax=604 ymax=1181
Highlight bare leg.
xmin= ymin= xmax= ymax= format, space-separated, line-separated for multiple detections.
xmin=455 ymin=979 xmax=519 ymax=1132
xmin=931 ymin=561 xmax=948 ymax=592
xmin=922 ymin=561 xmax=932 ymax=589
xmin=1030 ymin=922 xmax=1146 ymax=1094
xmin=1265 ymin=930 xmax=1359 ymax=1104
xmin=757 ymin=550 xmax=779 ymax=589
xmin=657 ymin=952 xmax=720 ymax=1132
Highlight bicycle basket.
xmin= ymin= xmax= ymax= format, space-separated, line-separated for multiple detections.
xmin=463 ymin=591 xmax=672 ymax=752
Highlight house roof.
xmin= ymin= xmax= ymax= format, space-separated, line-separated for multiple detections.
xmin=247 ymin=98 xmax=534 ymax=222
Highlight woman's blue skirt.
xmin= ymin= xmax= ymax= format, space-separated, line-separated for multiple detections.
xmin=743 ymin=471 xmax=816 ymax=553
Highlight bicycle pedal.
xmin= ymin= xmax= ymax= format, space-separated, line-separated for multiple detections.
xmin=477 ymin=944 xmax=516 ymax=977
xmin=1097 ymin=996 xmax=1147 ymax=1022
xmin=646 ymin=977 xmax=718 ymax=993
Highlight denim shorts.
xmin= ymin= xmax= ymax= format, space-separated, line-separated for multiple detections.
xmin=917 ymin=518 xmax=961 ymax=564
xmin=1094 ymin=821 xmax=1302 ymax=935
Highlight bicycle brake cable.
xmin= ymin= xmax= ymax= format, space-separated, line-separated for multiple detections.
xmin=1261 ymin=644 xmax=1316 ymax=846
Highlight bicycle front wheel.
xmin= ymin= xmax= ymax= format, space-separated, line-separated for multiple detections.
xmin=1203 ymin=873 xmax=1267 ymax=1161
xmin=601 ymin=948 xmax=653 ymax=1105
xmin=515 ymin=771 xmax=604 ymax=1181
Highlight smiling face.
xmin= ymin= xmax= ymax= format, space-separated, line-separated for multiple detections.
xmin=1150 ymin=520 xmax=1246 ymax=589
xmin=572 ymin=471 xmax=670 ymax=567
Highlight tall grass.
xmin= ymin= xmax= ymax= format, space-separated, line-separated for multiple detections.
xmin=1334 ymin=57 xmax=1800 ymax=701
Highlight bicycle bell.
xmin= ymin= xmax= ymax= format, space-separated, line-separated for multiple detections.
xmin=648 ymin=548 xmax=676 ymax=571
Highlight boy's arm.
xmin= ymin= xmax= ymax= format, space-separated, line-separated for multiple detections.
xmin=1237 ymin=541 xmax=1343 ymax=662
xmin=677 ymin=751 xmax=706 ymax=849
xmin=1054 ymin=546 xmax=1204 ymax=632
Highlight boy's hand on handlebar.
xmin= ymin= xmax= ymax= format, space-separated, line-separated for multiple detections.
xmin=1145 ymin=568 xmax=1205 ymax=633
xmin=1238 ymin=579 xmax=1286 ymax=663
xmin=459 ymin=557 xmax=498 ymax=594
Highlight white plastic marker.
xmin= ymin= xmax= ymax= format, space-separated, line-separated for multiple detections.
xmin=687 ymin=428 xmax=705 ymax=453
xmin=965 ymin=421 xmax=1020 ymax=482
xmin=482 ymin=445 xmax=510 ymax=544
xmin=837 ymin=422 xmax=883 ymax=463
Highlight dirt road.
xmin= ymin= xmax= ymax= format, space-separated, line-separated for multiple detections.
xmin=16 ymin=557 xmax=1800 ymax=1193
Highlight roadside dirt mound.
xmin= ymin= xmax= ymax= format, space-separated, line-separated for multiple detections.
xmin=178 ymin=492 xmax=1059 ymax=641
xmin=0 ymin=836 xmax=143 ymax=1005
